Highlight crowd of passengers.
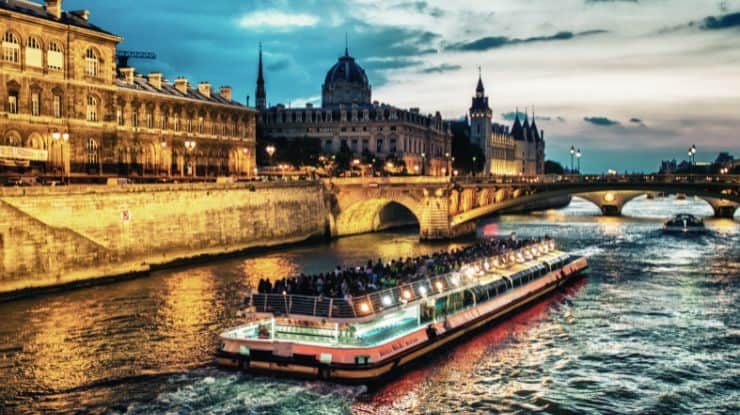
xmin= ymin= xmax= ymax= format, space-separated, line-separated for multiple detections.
xmin=255 ymin=235 xmax=551 ymax=299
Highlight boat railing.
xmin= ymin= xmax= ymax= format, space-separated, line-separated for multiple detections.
xmin=249 ymin=244 xmax=564 ymax=319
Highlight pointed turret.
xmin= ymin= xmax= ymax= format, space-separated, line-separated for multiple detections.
xmin=530 ymin=108 xmax=540 ymax=141
xmin=255 ymin=43 xmax=266 ymax=110
xmin=511 ymin=108 xmax=525 ymax=141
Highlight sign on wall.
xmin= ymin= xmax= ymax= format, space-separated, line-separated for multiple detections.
xmin=0 ymin=146 xmax=48 ymax=161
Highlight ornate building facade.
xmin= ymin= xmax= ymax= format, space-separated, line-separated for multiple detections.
xmin=468 ymin=74 xmax=544 ymax=176
xmin=257 ymin=48 xmax=451 ymax=176
xmin=0 ymin=0 xmax=256 ymax=179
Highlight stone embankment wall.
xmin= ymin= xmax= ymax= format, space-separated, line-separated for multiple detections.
xmin=0 ymin=182 xmax=329 ymax=296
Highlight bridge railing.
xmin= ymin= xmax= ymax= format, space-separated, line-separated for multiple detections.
xmin=452 ymin=174 xmax=739 ymax=186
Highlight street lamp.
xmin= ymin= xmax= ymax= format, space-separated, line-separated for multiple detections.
xmin=472 ymin=156 xmax=477 ymax=177
xmin=690 ymin=144 xmax=697 ymax=174
xmin=421 ymin=152 xmax=426 ymax=176
xmin=185 ymin=140 xmax=196 ymax=176
xmin=265 ymin=144 xmax=276 ymax=166
xmin=576 ymin=148 xmax=581 ymax=174
xmin=569 ymin=145 xmax=575 ymax=173
xmin=445 ymin=152 xmax=451 ymax=177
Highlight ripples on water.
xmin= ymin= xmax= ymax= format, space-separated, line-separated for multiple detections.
xmin=0 ymin=196 xmax=737 ymax=414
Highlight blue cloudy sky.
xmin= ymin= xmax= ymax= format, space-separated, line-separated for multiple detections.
xmin=67 ymin=0 xmax=740 ymax=172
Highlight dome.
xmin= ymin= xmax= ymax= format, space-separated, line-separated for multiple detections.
xmin=324 ymin=53 xmax=369 ymax=86
xmin=321 ymin=49 xmax=372 ymax=107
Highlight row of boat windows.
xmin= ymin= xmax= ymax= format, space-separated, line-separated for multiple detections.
xmin=260 ymin=258 xmax=571 ymax=347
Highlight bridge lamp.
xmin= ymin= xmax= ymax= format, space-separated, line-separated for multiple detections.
xmin=414 ymin=164 xmax=419 ymax=173
xmin=604 ymin=192 xmax=615 ymax=203
xmin=161 ymin=141 xmax=167 ymax=148
xmin=382 ymin=295 xmax=393 ymax=307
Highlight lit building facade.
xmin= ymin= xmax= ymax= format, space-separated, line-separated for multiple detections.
xmin=0 ymin=0 xmax=256 ymax=178
xmin=468 ymin=74 xmax=544 ymax=176
xmin=257 ymin=48 xmax=452 ymax=176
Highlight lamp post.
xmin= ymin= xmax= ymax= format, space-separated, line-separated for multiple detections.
xmin=242 ymin=147 xmax=249 ymax=177
xmin=569 ymin=145 xmax=575 ymax=174
xmin=421 ymin=152 xmax=426 ymax=176
xmin=265 ymin=144 xmax=276 ymax=167
xmin=472 ymin=156 xmax=477 ymax=177
xmin=445 ymin=152 xmax=451 ymax=177
xmin=576 ymin=148 xmax=581 ymax=174
xmin=690 ymin=144 xmax=697 ymax=174
xmin=185 ymin=140 xmax=196 ymax=177
xmin=51 ymin=131 xmax=69 ymax=180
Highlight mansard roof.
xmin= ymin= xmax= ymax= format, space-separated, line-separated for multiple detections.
xmin=0 ymin=0 xmax=118 ymax=37
xmin=116 ymin=76 xmax=249 ymax=110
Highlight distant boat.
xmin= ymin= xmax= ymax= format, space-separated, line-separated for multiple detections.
xmin=663 ymin=214 xmax=705 ymax=233
xmin=676 ymin=193 xmax=687 ymax=200
xmin=646 ymin=193 xmax=655 ymax=200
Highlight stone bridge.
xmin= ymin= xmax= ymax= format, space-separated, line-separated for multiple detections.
xmin=325 ymin=175 xmax=740 ymax=240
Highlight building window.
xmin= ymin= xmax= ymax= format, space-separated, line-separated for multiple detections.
xmin=132 ymin=112 xmax=139 ymax=128
xmin=86 ymin=96 xmax=98 ymax=121
xmin=31 ymin=92 xmax=40 ymax=116
xmin=86 ymin=138 xmax=99 ymax=166
xmin=116 ymin=107 xmax=124 ymax=125
xmin=48 ymin=42 xmax=63 ymax=71
xmin=174 ymin=117 xmax=180 ymax=131
xmin=8 ymin=93 xmax=18 ymax=114
xmin=85 ymin=48 xmax=98 ymax=77
xmin=2 ymin=32 xmax=20 ymax=63
xmin=351 ymin=139 xmax=358 ymax=153
xmin=53 ymin=95 xmax=62 ymax=118
xmin=324 ymin=140 xmax=332 ymax=152
xmin=26 ymin=37 xmax=42 ymax=68
xmin=362 ymin=139 xmax=369 ymax=151
xmin=390 ymin=138 xmax=397 ymax=153
xmin=187 ymin=119 xmax=192 ymax=132
xmin=376 ymin=138 xmax=384 ymax=153
xmin=146 ymin=111 xmax=154 ymax=128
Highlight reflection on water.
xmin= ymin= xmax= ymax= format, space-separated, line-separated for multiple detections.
xmin=0 ymin=197 xmax=737 ymax=414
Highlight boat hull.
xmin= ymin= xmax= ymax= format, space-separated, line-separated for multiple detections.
xmin=216 ymin=256 xmax=588 ymax=383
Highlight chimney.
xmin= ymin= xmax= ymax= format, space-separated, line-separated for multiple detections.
xmin=71 ymin=10 xmax=90 ymax=21
xmin=219 ymin=85 xmax=232 ymax=101
xmin=119 ymin=67 xmax=135 ymax=85
xmin=45 ymin=0 xmax=62 ymax=19
xmin=147 ymin=72 xmax=162 ymax=89
xmin=198 ymin=82 xmax=211 ymax=98
xmin=174 ymin=77 xmax=189 ymax=94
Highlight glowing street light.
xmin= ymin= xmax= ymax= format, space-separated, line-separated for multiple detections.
xmin=265 ymin=144 xmax=276 ymax=166
xmin=576 ymin=148 xmax=582 ymax=174
xmin=569 ymin=145 xmax=575 ymax=173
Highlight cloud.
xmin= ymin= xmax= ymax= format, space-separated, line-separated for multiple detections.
xmin=446 ymin=30 xmax=608 ymax=52
xmin=501 ymin=112 xmax=558 ymax=122
xmin=699 ymin=11 xmax=740 ymax=30
xmin=397 ymin=1 xmax=445 ymax=18
xmin=629 ymin=117 xmax=646 ymax=126
xmin=239 ymin=11 xmax=319 ymax=29
xmin=585 ymin=0 xmax=639 ymax=4
xmin=420 ymin=64 xmax=461 ymax=74
xmin=266 ymin=59 xmax=290 ymax=71
xmin=584 ymin=116 xmax=620 ymax=126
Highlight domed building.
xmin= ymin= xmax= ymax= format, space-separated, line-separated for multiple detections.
xmin=256 ymin=46 xmax=452 ymax=176
xmin=321 ymin=48 xmax=372 ymax=107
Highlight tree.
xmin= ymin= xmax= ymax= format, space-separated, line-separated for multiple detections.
xmin=544 ymin=160 xmax=565 ymax=174
xmin=334 ymin=141 xmax=352 ymax=175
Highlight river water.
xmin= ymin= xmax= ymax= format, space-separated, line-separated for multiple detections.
xmin=0 ymin=196 xmax=738 ymax=414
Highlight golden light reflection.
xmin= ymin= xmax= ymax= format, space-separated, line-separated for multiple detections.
xmin=241 ymin=256 xmax=300 ymax=288
xmin=596 ymin=216 xmax=625 ymax=236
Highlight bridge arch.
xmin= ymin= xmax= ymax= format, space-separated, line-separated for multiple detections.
xmin=332 ymin=197 xmax=421 ymax=237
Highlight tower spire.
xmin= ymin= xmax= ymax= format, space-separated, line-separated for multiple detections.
xmin=255 ymin=42 xmax=266 ymax=110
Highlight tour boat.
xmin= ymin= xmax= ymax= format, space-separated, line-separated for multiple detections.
xmin=663 ymin=213 xmax=706 ymax=233
xmin=216 ymin=241 xmax=588 ymax=382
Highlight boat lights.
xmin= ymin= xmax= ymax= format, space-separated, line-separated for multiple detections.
xmin=484 ymin=261 xmax=490 ymax=271
xmin=402 ymin=289 xmax=412 ymax=300
xmin=435 ymin=281 xmax=444 ymax=292
xmin=418 ymin=285 xmax=427 ymax=296
xmin=451 ymin=274 xmax=460 ymax=286
xmin=382 ymin=295 xmax=393 ymax=306
xmin=465 ymin=267 xmax=476 ymax=279
xmin=492 ymin=258 xmax=500 ymax=267
xmin=549 ymin=240 xmax=555 ymax=250
xmin=359 ymin=302 xmax=370 ymax=314
xmin=509 ymin=253 xmax=516 ymax=263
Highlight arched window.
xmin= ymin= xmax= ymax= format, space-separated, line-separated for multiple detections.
xmin=53 ymin=94 xmax=62 ymax=118
xmin=86 ymin=95 xmax=98 ymax=122
xmin=85 ymin=48 xmax=98 ymax=77
xmin=31 ymin=91 xmax=40 ymax=116
xmin=48 ymin=41 xmax=63 ymax=71
xmin=86 ymin=138 xmax=99 ymax=166
xmin=3 ymin=132 xmax=21 ymax=147
xmin=26 ymin=37 xmax=42 ymax=68
xmin=2 ymin=32 xmax=20 ymax=63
